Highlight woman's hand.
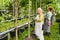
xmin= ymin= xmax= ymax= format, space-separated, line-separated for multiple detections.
xmin=48 ymin=21 xmax=50 ymax=26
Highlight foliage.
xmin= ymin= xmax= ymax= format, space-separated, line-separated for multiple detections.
xmin=0 ymin=0 xmax=60 ymax=40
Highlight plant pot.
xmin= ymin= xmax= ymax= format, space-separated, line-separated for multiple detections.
xmin=7 ymin=18 xmax=11 ymax=20
xmin=56 ymin=18 xmax=60 ymax=23
xmin=59 ymin=24 xmax=60 ymax=34
xmin=0 ymin=20 xmax=1 ymax=22
xmin=56 ymin=18 xmax=60 ymax=34
xmin=24 ymin=16 xmax=28 ymax=18
xmin=19 ymin=27 xmax=25 ymax=33
xmin=30 ymin=23 xmax=33 ymax=27
xmin=25 ymin=25 xmax=28 ymax=29
xmin=30 ymin=21 xmax=35 ymax=27
xmin=18 ymin=17 xmax=21 ymax=20
xmin=10 ymin=29 xmax=19 ymax=38
xmin=30 ymin=16 xmax=33 ymax=17
xmin=4 ymin=17 xmax=6 ymax=20
xmin=0 ymin=34 xmax=8 ymax=40
xmin=11 ymin=19 xmax=15 ymax=22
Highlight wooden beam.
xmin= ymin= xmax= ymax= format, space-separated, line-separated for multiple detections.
xmin=28 ymin=0 xmax=30 ymax=38
xmin=14 ymin=0 xmax=18 ymax=40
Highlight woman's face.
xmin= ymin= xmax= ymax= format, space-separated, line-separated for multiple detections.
xmin=37 ymin=9 xmax=42 ymax=14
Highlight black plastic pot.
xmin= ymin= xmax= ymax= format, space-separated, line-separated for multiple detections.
xmin=24 ymin=16 xmax=28 ymax=18
xmin=30 ymin=20 xmax=35 ymax=27
xmin=56 ymin=18 xmax=60 ymax=34
xmin=30 ymin=16 xmax=33 ymax=18
xmin=18 ymin=17 xmax=21 ymax=20
xmin=25 ymin=25 xmax=28 ymax=29
xmin=10 ymin=29 xmax=19 ymax=38
xmin=19 ymin=27 xmax=25 ymax=33
xmin=59 ymin=24 xmax=60 ymax=34
xmin=30 ymin=23 xmax=33 ymax=27
xmin=4 ymin=17 xmax=7 ymax=20
xmin=0 ymin=20 xmax=1 ymax=22
xmin=6 ymin=18 xmax=11 ymax=20
xmin=56 ymin=18 xmax=60 ymax=23
xmin=11 ymin=19 xmax=15 ymax=22
xmin=0 ymin=34 xmax=8 ymax=40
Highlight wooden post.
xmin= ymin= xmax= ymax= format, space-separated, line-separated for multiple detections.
xmin=36 ymin=0 xmax=37 ymax=14
xmin=12 ymin=0 xmax=15 ymax=16
xmin=28 ymin=0 xmax=30 ymax=39
xmin=14 ymin=0 xmax=18 ymax=40
xmin=40 ymin=0 xmax=41 ymax=8
xmin=3 ymin=0 xmax=6 ymax=19
xmin=32 ymin=0 xmax=34 ymax=16
xmin=59 ymin=23 xmax=60 ymax=34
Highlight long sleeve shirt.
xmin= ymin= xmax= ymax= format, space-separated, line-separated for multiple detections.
xmin=35 ymin=13 xmax=44 ymax=22
xmin=46 ymin=12 xmax=52 ymax=21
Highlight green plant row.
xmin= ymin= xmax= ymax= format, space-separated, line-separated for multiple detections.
xmin=0 ymin=18 xmax=32 ymax=32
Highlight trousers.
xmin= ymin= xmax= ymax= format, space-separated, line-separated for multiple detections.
xmin=44 ymin=19 xmax=51 ymax=32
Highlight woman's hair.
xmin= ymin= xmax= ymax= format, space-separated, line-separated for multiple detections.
xmin=48 ymin=7 xmax=53 ymax=11
xmin=37 ymin=8 xmax=43 ymax=14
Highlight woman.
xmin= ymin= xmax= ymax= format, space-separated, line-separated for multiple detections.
xmin=44 ymin=7 xmax=52 ymax=36
xmin=35 ymin=8 xmax=44 ymax=40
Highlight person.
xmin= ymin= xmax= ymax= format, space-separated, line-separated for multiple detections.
xmin=44 ymin=6 xmax=52 ymax=36
xmin=51 ymin=10 xmax=56 ymax=25
xmin=35 ymin=8 xmax=44 ymax=40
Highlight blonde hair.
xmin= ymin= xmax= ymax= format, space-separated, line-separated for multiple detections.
xmin=37 ymin=8 xmax=43 ymax=13
xmin=37 ymin=8 xmax=43 ymax=14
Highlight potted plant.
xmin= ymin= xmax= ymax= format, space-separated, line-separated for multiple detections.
xmin=10 ymin=29 xmax=19 ymax=38
xmin=19 ymin=26 xmax=25 ymax=33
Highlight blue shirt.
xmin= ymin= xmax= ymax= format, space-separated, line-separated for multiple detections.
xmin=46 ymin=11 xmax=52 ymax=20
